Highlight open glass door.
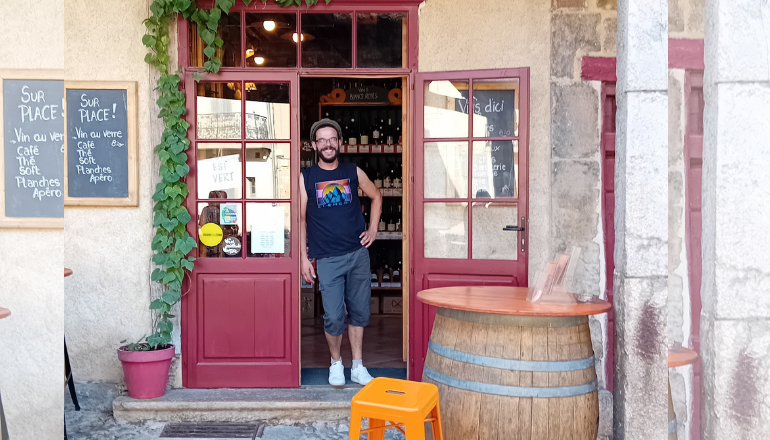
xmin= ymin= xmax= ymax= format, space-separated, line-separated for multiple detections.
xmin=410 ymin=69 xmax=529 ymax=380
xmin=182 ymin=71 xmax=301 ymax=388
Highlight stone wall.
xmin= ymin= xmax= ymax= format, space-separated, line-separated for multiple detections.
xmin=0 ymin=3 xmax=65 ymax=439
xmin=549 ymin=1 xmax=617 ymax=437
xmin=670 ymin=0 xmax=705 ymax=39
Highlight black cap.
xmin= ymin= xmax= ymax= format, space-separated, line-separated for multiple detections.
xmin=310 ymin=118 xmax=342 ymax=141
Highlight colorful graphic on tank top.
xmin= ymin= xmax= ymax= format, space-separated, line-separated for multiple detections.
xmin=315 ymin=179 xmax=352 ymax=208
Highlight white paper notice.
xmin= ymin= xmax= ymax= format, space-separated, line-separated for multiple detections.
xmin=250 ymin=204 xmax=285 ymax=254
xmin=197 ymin=154 xmax=241 ymax=199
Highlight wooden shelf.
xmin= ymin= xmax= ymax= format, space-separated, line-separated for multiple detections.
xmin=341 ymin=145 xmax=402 ymax=154
xmin=376 ymin=232 xmax=403 ymax=240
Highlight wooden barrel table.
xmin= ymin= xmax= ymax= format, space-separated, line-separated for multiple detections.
xmin=418 ymin=286 xmax=611 ymax=440
xmin=668 ymin=347 xmax=698 ymax=440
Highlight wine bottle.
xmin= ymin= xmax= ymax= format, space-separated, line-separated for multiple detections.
xmin=382 ymin=264 xmax=391 ymax=287
xmin=396 ymin=204 xmax=402 ymax=232
xmin=392 ymin=261 xmax=401 ymax=287
xmin=387 ymin=204 xmax=396 ymax=232
xmin=378 ymin=206 xmax=386 ymax=232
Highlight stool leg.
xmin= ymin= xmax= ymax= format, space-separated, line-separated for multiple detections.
xmin=64 ymin=339 xmax=80 ymax=411
xmin=405 ymin=422 xmax=426 ymax=440
xmin=368 ymin=418 xmax=386 ymax=440
xmin=430 ymin=405 xmax=444 ymax=440
xmin=348 ymin=413 xmax=362 ymax=440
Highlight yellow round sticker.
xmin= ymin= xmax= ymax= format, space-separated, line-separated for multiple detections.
xmin=199 ymin=223 xmax=223 ymax=247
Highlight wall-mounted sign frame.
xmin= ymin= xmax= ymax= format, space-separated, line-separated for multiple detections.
xmin=64 ymin=81 xmax=138 ymax=207
xmin=0 ymin=69 xmax=66 ymax=229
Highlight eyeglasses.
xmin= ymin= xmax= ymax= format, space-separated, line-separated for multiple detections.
xmin=314 ymin=137 xmax=339 ymax=147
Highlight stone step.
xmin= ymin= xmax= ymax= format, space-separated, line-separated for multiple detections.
xmin=113 ymin=386 xmax=361 ymax=424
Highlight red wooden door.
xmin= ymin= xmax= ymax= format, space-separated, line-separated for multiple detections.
xmin=410 ymin=69 xmax=530 ymax=380
xmin=600 ymin=82 xmax=616 ymax=391
xmin=182 ymin=71 xmax=300 ymax=388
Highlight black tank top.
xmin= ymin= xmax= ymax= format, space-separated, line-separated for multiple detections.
xmin=302 ymin=162 xmax=365 ymax=259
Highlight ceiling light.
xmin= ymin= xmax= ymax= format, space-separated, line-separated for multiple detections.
xmin=292 ymin=32 xmax=304 ymax=43
xmin=255 ymin=56 xmax=265 ymax=65
xmin=246 ymin=48 xmax=254 ymax=58
xmin=263 ymin=21 xmax=276 ymax=31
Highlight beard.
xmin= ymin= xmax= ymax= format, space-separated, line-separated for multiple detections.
xmin=318 ymin=146 xmax=339 ymax=163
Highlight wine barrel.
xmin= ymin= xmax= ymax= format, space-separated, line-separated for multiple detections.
xmin=669 ymin=382 xmax=677 ymax=439
xmin=423 ymin=307 xmax=599 ymax=440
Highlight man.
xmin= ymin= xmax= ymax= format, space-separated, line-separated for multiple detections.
xmin=300 ymin=118 xmax=383 ymax=386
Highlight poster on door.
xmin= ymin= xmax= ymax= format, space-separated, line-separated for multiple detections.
xmin=249 ymin=204 xmax=285 ymax=254
xmin=197 ymin=154 xmax=241 ymax=199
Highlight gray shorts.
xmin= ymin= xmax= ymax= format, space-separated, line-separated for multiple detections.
xmin=316 ymin=247 xmax=371 ymax=336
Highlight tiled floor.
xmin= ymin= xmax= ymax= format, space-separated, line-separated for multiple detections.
xmin=301 ymin=315 xmax=407 ymax=369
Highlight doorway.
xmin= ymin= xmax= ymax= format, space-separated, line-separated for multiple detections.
xmin=298 ymin=76 xmax=408 ymax=385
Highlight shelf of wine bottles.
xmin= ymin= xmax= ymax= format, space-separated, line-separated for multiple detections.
xmin=317 ymin=106 xmax=403 ymax=148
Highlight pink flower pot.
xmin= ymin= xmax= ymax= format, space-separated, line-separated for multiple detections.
xmin=117 ymin=345 xmax=175 ymax=399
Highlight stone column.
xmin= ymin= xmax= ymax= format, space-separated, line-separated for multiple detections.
xmin=613 ymin=0 xmax=668 ymax=438
xmin=701 ymin=1 xmax=770 ymax=438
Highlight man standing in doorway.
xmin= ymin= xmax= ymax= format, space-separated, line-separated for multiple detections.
xmin=300 ymin=118 xmax=383 ymax=386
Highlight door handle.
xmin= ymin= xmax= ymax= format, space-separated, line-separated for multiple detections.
xmin=503 ymin=217 xmax=526 ymax=253
xmin=503 ymin=225 xmax=525 ymax=232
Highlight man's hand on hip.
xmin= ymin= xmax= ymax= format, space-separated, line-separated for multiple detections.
xmin=301 ymin=258 xmax=316 ymax=284
xmin=360 ymin=228 xmax=377 ymax=248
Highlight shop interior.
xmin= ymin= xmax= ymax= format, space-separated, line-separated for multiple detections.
xmin=299 ymin=77 xmax=407 ymax=385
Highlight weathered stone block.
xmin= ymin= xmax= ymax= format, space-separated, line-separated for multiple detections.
xmin=617 ymin=0 xmax=668 ymax=92
xmin=598 ymin=389 xmax=614 ymax=438
xmin=551 ymin=12 xmax=601 ymax=79
xmin=602 ymin=17 xmax=617 ymax=54
xmin=669 ymin=0 xmax=685 ymax=33
xmin=552 ymin=0 xmax=586 ymax=8
xmin=705 ymin=0 xmax=770 ymax=83
xmin=614 ymin=91 xmax=668 ymax=278
xmin=702 ymin=319 xmax=770 ymax=439
xmin=551 ymin=83 xmax=600 ymax=159
xmin=552 ymin=160 xmax=601 ymax=209
xmin=687 ymin=0 xmax=705 ymax=37
xmin=596 ymin=0 xmax=616 ymax=11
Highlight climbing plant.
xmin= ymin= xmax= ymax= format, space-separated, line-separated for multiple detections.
xmin=137 ymin=0 xmax=329 ymax=351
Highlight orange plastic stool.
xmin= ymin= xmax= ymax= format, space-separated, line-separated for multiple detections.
xmin=349 ymin=377 xmax=443 ymax=440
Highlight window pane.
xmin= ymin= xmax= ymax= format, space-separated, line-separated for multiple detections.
xmin=198 ymin=202 xmax=243 ymax=259
xmin=472 ymin=140 xmax=517 ymax=198
xmin=470 ymin=79 xmax=519 ymax=137
xmin=424 ymin=142 xmax=468 ymax=199
xmin=245 ymin=83 xmax=291 ymax=140
xmin=197 ymin=143 xmax=242 ymax=199
xmin=356 ymin=13 xmax=406 ymax=68
xmin=245 ymin=13 xmax=297 ymax=67
xmin=197 ymin=83 xmax=241 ymax=139
xmin=246 ymin=143 xmax=290 ymax=199
xmin=247 ymin=203 xmax=291 ymax=258
xmin=190 ymin=13 xmax=241 ymax=68
xmin=472 ymin=203 xmax=518 ymax=260
xmin=424 ymin=203 xmax=468 ymax=259
xmin=424 ymin=81 xmax=468 ymax=138
xmin=301 ymin=13 xmax=353 ymax=68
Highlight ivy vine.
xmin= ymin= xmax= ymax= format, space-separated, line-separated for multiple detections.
xmin=139 ymin=0 xmax=328 ymax=350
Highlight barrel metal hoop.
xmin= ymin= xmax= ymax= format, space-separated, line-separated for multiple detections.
xmin=424 ymin=367 xmax=598 ymax=398
xmin=437 ymin=307 xmax=589 ymax=327
xmin=669 ymin=419 xmax=677 ymax=434
xmin=428 ymin=340 xmax=595 ymax=372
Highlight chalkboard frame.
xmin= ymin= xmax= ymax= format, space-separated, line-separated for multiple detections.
xmin=0 ymin=69 xmax=66 ymax=229
xmin=64 ymin=81 xmax=139 ymax=207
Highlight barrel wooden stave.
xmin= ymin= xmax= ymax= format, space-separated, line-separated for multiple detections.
xmin=423 ymin=309 xmax=599 ymax=440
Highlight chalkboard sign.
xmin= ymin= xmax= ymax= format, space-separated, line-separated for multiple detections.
xmin=1 ymin=74 xmax=65 ymax=227
xmin=64 ymin=81 xmax=138 ymax=206
xmin=344 ymin=85 xmax=390 ymax=103
xmin=456 ymin=86 xmax=518 ymax=198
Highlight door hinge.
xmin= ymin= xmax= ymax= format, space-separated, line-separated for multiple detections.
xmin=179 ymin=79 xmax=185 ymax=90
xmin=410 ymin=268 xmax=414 ymax=275
xmin=410 ymin=176 xmax=414 ymax=183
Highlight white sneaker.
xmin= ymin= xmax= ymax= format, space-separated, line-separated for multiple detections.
xmin=350 ymin=365 xmax=374 ymax=385
xmin=329 ymin=360 xmax=345 ymax=386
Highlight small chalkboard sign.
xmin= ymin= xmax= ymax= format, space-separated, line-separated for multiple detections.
xmin=0 ymin=70 xmax=66 ymax=228
xmin=64 ymin=81 xmax=138 ymax=206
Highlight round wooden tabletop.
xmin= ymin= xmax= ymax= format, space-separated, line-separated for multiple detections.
xmin=417 ymin=285 xmax=612 ymax=317
xmin=669 ymin=346 xmax=698 ymax=368
xmin=65 ymin=268 xmax=73 ymax=278
xmin=0 ymin=307 xmax=10 ymax=320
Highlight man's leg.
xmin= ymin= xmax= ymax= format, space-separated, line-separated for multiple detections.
xmin=345 ymin=248 xmax=374 ymax=385
xmin=316 ymin=256 xmax=346 ymax=359
xmin=348 ymin=325 xmax=364 ymax=360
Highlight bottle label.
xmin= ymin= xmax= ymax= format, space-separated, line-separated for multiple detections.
xmin=373 ymin=130 xmax=380 ymax=139
xmin=348 ymin=144 xmax=358 ymax=153
xmin=387 ymin=223 xmax=396 ymax=232
xmin=396 ymin=144 xmax=403 ymax=153
xmin=374 ymin=179 xmax=383 ymax=188
xmin=372 ymin=144 xmax=382 ymax=153
xmin=384 ymin=145 xmax=395 ymax=153
xmin=360 ymin=135 xmax=369 ymax=145
xmin=359 ymin=144 xmax=371 ymax=153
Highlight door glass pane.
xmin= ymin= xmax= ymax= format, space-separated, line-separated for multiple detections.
xmin=470 ymin=79 xmax=519 ymax=137
xmin=424 ymin=202 xmax=468 ymax=259
xmin=197 ymin=143 xmax=242 ymax=199
xmin=197 ymin=83 xmax=241 ymax=139
xmin=424 ymin=142 xmax=468 ymax=199
xmin=301 ymin=13 xmax=353 ymax=68
xmin=472 ymin=203 xmax=518 ymax=260
xmin=356 ymin=13 xmax=406 ymax=68
xmin=472 ymin=140 xmax=517 ymax=198
xmin=424 ymin=81 xmax=468 ymax=138
xmin=245 ymin=83 xmax=291 ymax=139
xmin=246 ymin=143 xmax=290 ymax=199
xmin=247 ymin=203 xmax=291 ymax=258
xmin=189 ymin=13 xmax=241 ymax=67
xmin=198 ymin=202 xmax=243 ymax=259
xmin=245 ymin=13 xmax=297 ymax=67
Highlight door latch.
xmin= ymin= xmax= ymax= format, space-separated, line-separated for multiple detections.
xmin=503 ymin=217 xmax=526 ymax=253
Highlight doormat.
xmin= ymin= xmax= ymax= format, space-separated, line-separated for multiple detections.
xmin=160 ymin=422 xmax=266 ymax=439
xmin=301 ymin=367 xmax=407 ymax=385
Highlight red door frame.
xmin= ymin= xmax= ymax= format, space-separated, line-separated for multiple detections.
xmin=178 ymin=1 xmax=422 ymax=388
xmin=411 ymin=68 xmax=530 ymax=381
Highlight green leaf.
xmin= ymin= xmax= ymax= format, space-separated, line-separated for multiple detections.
xmin=144 ymin=53 xmax=158 ymax=65
xmin=162 ymin=289 xmax=181 ymax=304
xmin=204 ymin=46 xmax=216 ymax=58
xmin=151 ymin=268 xmax=167 ymax=281
xmin=210 ymin=7 xmax=222 ymax=21
xmin=158 ymin=320 xmax=174 ymax=333
xmin=214 ymin=36 xmax=224 ymax=48
xmin=162 ymin=271 xmax=177 ymax=284
xmin=176 ymin=209 xmax=192 ymax=224
xmin=181 ymin=258 xmax=195 ymax=271
xmin=243 ymin=0 xmax=253 ymax=5
xmin=142 ymin=34 xmax=157 ymax=47
xmin=207 ymin=19 xmax=218 ymax=31
xmin=152 ymin=253 xmax=170 ymax=266
xmin=200 ymin=28 xmax=215 ymax=45
xmin=204 ymin=60 xmax=213 ymax=71
xmin=150 ymin=299 xmax=167 ymax=310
